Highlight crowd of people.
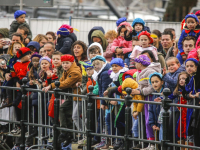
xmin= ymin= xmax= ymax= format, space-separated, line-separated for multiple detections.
xmin=0 ymin=9 xmax=200 ymax=150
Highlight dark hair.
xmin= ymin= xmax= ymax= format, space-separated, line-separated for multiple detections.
xmin=46 ymin=31 xmax=56 ymax=40
xmin=12 ymin=32 xmax=23 ymax=42
xmin=117 ymin=25 xmax=126 ymax=37
xmin=162 ymin=30 xmax=173 ymax=40
xmin=71 ymin=40 xmax=87 ymax=61
xmin=182 ymin=36 xmax=196 ymax=45
xmin=132 ymin=36 xmax=139 ymax=41
xmin=89 ymin=45 xmax=101 ymax=53
xmin=164 ymin=28 xmax=175 ymax=32
xmin=18 ymin=26 xmax=29 ymax=36
xmin=141 ymin=50 xmax=156 ymax=62
xmin=152 ymin=30 xmax=162 ymax=38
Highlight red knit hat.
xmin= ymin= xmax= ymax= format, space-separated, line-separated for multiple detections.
xmin=138 ymin=31 xmax=153 ymax=44
xmin=16 ymin=47 xmax=31 ymax=59
xmin=61 ymin=54 xmax=74 ymax=62
xmin=195 ymin=10 xmax=200 ymax=16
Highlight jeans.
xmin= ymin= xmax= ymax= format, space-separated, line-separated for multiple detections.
xmin=159 ymin=124 xmax=163 ymax=140
xmin=105 ymin=113 xmax=115 ymax=135
xmin=132 ymin=116 xmax=138 ymax=137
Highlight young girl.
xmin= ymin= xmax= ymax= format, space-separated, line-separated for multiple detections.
xmin=129 ymin=31 xmax=158 ymax=61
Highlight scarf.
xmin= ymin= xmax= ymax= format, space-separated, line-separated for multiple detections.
xmin=92 ymin=62 xmax=107 ymax=81
xmin=110 ymin=67 xmax=129 ymax=81
xmin=185 ymin=75 xmax=195 ymax=94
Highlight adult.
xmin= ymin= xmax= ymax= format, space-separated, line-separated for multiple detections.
xmin=46 ymin=31 xmax=56 ymax=44
xmin=43 ymin=42 xmax=55 ymax=59
xmin=0 ymin=28 xmax=10 ymax=54
xmin=161 ymin=30 xmax=174 ymax=59
xmin=16 ymin=26 xmax=30 ymax=45
xmin=11 ymin=32 xmax=23 ymax=44
xmin=33 ymin=34 xmax=48 ymax=47
xmin=88 ymin=26 xmax=105 ymax=46
xmin=71 ymin=40 xmax=87 ymax=63
xmin=91 ymin=30 xmax=108 ymax=51
xmin=164 ymin=28 xmax=176 ymax=40
xmin=151 ymin=30 xmax=163 ymax=53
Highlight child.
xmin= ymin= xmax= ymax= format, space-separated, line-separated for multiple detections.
xmin=52 ymin=51 xmax=63 ymax=79
xmin=27 ymin=41 xmax=40 ymax=54
xmin=129 ymin=31 xmax=158 ymax=61
xmin=178 ymin=14 xmax=200 ymax=60
xmin=176 ymin=36 xmax=196 ymax=65
xmin=104 ymin=30 xmax=118 ymax=62
xmin=39 ymin=46 xmax=45 ymax=57
xmin=124 ymin=18 xmax=151 ymax=41
xmin=9 ymin=10 xmax=32 ymax=40
xmin=87 ymin=42 xmax=104 ymax=60
xmin=131 ymin=55 xmax=160 ymax=150
xmin=43 ymin=54 xmax=82 ymax=147
xmin=148 ymin=72 xmax=164 ymax=141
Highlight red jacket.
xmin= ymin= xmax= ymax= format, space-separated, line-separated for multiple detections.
xmin=11 ymin=61 xmax=30 ymax=79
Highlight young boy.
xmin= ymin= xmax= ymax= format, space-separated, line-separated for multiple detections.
xmin=9 ymin=10 xmax=32 ymax=40
xmin=176 ymin=36 xmax=196 ymax=65
xmin=52 ymin=51 xmax=63 ymax=79
xmin=43 ymin=54 xmax=81 ymax=147
xmin=178 ymin=14 xmax=200 ymax=60
xmin=87 ymin=42 xmax=103 ymax=60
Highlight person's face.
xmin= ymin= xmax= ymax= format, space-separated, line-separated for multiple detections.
xmin=186 ymin=18 xmax=197 ymax=30
xmin=44 ymin=44 xmax=54 ymax=58
xmin=112 ymin=64 xmax=123 ymax=73
xmin=134 ymin=24 xmax=143 ymax=32
xmin=46 ymin=34 xmax=54 ymax=43
xmin=166 ymin=59 xmax=180 ymax=73
xmin=135 ymin=62 xmax=142 ymax=70
xmin=28 ymin=46 xmax=37 ymax=55
xmin=142 ymin=52 xmax=153 ymax=62
xmin=120 ymin=28 xmax=126 ymax=37
xmin=89 ymin=50 xmax=100 ymax=60
xmin=107 ymin=38 xmax=114 ymax=44
xmin=183 ymin=40 xmax=195 ymax=55
xmin=39 ymin=47 xmax=45 ymax=57
xmin=171 ymin=30 xmax=176 ymax=40
xmin=185 ymin=61 xmax=197 ymax=76
xmin=73 ymin=44 xmax=84 ymax=58
xmin=151 ymin=76 xmax=163 ymax=92
xmin=31 ymin=57 xmax=40 ymax=68
xmin=93 ymin=37 xmax=102 ymax=46
xmin=115 ymin=52 xmax=124 ymax=60
xmin=179 ymin=74 xmax=187 ymax=87
xmin=13 ymin=43 xmax=21 ymax=55
xmin=198 ymin=16 xmax=200 ymax=24
xmin=12 ymin=36 xmax=22 ymax=44
xmin=52 ymin=55 xmax=61 ymax=68
xmin=40 ymin=60 xmax=50 ymax=71
xmin=132 ymin=40 xmax=140 ymax=49
xmin=16 ymin=28 xmax=27 ymax=40
xmin=21 ymin=54 xmax=31 ymax=62
xmin=85 ymin=67 xmax=94 ymax=77
xmin=93 ymin=61 xmax=104 ymax=72
xmin=39 ymin=38 xmax=48 ymax=47
xmin=62 ymin=61 xmax=72 ymax=71
xmin=161 ymin=35 xmax=173 ymax=50
xmin=16 ymin=14 xmax=25 ymax=24
xmin=152 ymin=37 xmax=159 ymax=47
xmin=139 ymin=35 xmax=150 ymax=48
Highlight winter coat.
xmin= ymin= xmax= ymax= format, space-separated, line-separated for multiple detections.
xmin=55 ymin=33 xmax=77 ymax=54
xmin=51 ymin=61 xmax=82 ymax=101
xmin=9 ymin=20 xmax=32 ymax=40
xmin=91 ymin=30 xmax=108 ymax=51
xmin=164 ymin=47 xmax=174 ymax=61
xmin=187 ymin=36 xmax=200 ymax=61
xmin=136 ymin=62 xmax=161 ymax=96
xmin=111 ymin=36 xmax=132 ymax=54
xmin=178 ymin=29 xmax=200 ymax=55
xmin=88 ymin=26 xmax=105 ymax=45
xmin=103 ymin=43 xmax=113 ymax=62
xmin=158 ymin=52 xmax=166 ymax=69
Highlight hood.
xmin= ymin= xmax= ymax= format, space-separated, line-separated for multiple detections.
xmin=91 ymin=30 xmax=108 ymax=51
xmin=87 ymin=42 xmax=104 ymax=60
xmin=88 ymin=26 xmax=105 ymax=45
xmin=0 ymin=28 xmax=9 ymax=38
xmin=196 ymin=36 xmax=200 ymax=48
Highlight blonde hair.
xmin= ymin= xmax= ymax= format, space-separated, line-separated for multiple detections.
xmin=92 ymin=59 xmax=105 ymax=66
xmin=33 ymin=34 xmax=48 ymax=43
xmin=166 ymin=57 xmax=180 ymax=64
xmin=7 ymin=42 xmax=24 ymax=56
xmin=105 ymin=30 xmax=118 ymax=39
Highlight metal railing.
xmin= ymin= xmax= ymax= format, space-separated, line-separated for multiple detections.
xmin=0 ymin=77 xmax=199 ymax=150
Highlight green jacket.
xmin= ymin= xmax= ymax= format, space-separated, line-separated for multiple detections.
xmin=9 ymin=20 xmax=32 ymax=40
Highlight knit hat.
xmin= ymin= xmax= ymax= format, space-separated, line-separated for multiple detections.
xmin=31 ymin=52 xmax=42 ymax=60
xmin=57 ymin=28 xmax=70 ymax=36
xmin=59 ymin=24 xmax=74 ymax=33
xmin=16 ymin=47 xmax=31 ymax=59
xmin=149 ymin=72 xmax=163 ymax=85
xmin=195 ymin=10 xmax=200 ymax=16
xmin=134 ymin=55 xmax=151 ymax=66
xmin=91 ymin=55 xmax=106 ymax=63
xmin=185 ymin=58 xmax=199 ymax=66
xmin=110 ymin=58 xmax=124 ymax=67
xmin=27 ymin=41 xmax=40 ymax=52
xmin=61 ymin=54 xmax=74 ymax=62
xmin=132 ymin=18 xmax=145 ymax=28
xmin=79 ymin=61 xmax=93 ymax=69
xmin=39 ymin=56 xmax=51 ymax=64
xmin=185 ymin=14 xmax=199 ymax=23
xmin=116 ymin=17 xmax=127 ymax=27
xmin=138 ymin=31 xmax=153 ymax=44
xmin=14 ymin=10 xmax=26 ymax=19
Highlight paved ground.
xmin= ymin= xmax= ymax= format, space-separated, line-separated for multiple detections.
xmin=72 ymin=144 xmax=82 ymax=150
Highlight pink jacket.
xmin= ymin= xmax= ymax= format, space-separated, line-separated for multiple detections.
xmin=103 ymin=43 xmax=113 ymax=62
xmin=187 ymin=36 xmax=200 ymax=61
xmin=111 ymin=36 xmax=132 ymax=54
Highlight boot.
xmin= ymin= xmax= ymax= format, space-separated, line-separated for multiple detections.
xmin=100 ymin=138 xmax=111 ymax=149
xmin=58 ymin=132 xmax=73 ymax=147
xmin=185 ymin=141 xmax=193 ymax=150
xmin=177 ymin=140 xmax=185 ymax=150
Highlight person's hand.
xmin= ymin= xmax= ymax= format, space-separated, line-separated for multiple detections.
xmin=125 ymin=25 xmax=131 ymax=36
xmin=42 ymin=82 xmax=46 ymax=87
xmin=29 ymin=80 xmax=34 ymax=85
xmin=152 ymin=125 xmax=157 ymax=131
xmin=16 ymin=82 xmax=20 ymax=87
xmin=195 ymin=92 xmax=200 ymax=98
xmin=154 ymin=97 xmax=162 ymax=102
xmin=156 ymin=127 xmax=160 ymax=131
xmin=76 ymin=82 xmax=82 ymax=87
xmin=189 ymin=91 xmax=196 ymax=99
xmin=162 ymin=67 xmax=167 ymax=76
xmin=116 ymin=48 xmax=123 ymax=54
xmin=133 ymin=112 xmax=138 ymax=119
xmin=24 ymin=38 xmax=30 ymax=44
xmin=46 ymin=70 xmax=52 ymax=78
xmin=131 ymin=89 xmax=140 ymax=95
xmin=124 ymin=63 xmax=128 ymax=68
xmin=42 ymin=85 xmax=51 ymax=93
xmin=110 ymin=101 xmax=117 ymax=105
xmin=103 ymin=90 xmax=108 ymax=96
xmin=5 ymin=73 xmax=11 ymax=81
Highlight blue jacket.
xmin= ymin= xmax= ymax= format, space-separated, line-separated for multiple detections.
xmin=178 ymin=29 xmax=200 ymax=54
xmin=176 ymin=53 xmax=183 ymax=65
xmin=88 ymin=26 xmax=105 ymax=45
xmin=97 ymin=63 xmax=112 ymax=105
xmin=149 ymin=90 xmax=163 ymax=128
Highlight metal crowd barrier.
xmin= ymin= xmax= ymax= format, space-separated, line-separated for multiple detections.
xmin=0 ymin=77 xmax=199 ymax=150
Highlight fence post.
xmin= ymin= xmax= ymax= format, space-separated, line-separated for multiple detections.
xmin=124 ymin=88 xmax=132 ymax=150
xmin=69 ymin=16 xmax=72 ymax=26
xmin=86 ymin=85 xmax=95 ymax=150
xmin=161 ymin=88 xmax=172 ymax=150
xmin=20 ymin=77 xmax=28 ymax=150
xmin=53 ymin=81 xmax=61 ymax=150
